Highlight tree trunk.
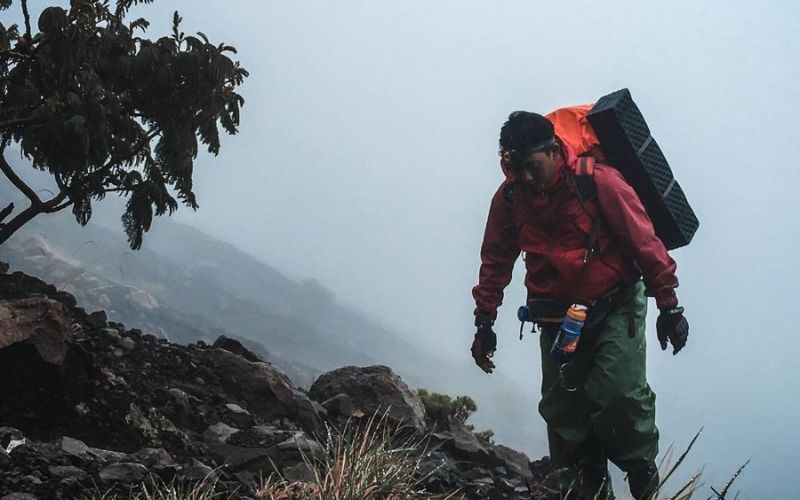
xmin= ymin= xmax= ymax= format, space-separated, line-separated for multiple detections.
xmin=0 ymin=151 xmax=71 ymax=246
xmin=0 ymin=203 xmax=44 ymax=246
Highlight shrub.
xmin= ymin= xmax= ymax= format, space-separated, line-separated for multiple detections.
xmin=416 ymin=389 xmax=476 ymax=426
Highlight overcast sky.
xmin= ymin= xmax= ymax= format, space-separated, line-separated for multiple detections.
xmin=7 ymin=0 xmax=800 ymax=497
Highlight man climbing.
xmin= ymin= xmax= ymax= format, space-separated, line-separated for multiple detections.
xmin=470 ymin=111 xmax=690 ymax=499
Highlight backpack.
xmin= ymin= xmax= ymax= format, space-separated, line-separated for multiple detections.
xmin=546 ymin=89 xmax=699 ymax=250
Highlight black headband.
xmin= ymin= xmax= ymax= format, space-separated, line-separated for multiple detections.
xmin=502 ymin=137 xmax=557 ymax=161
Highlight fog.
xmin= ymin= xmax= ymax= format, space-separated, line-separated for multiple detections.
xmin=9 ymin=0 xmax=800 ymax=497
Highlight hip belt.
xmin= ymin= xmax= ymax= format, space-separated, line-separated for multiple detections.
xmin=524 ymin=282 xmax=631 ymax=333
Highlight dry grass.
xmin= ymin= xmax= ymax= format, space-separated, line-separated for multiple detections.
xmin=642 ymin=428 xmax=748 ymax=500
xmin=83 ymin=469 xmax=227 ymax=500
xmin=256 ymin=410 xmax=459 ymax=500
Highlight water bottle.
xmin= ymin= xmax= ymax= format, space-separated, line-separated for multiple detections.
xmin=551 ymin=304 xmax=588 ymax=364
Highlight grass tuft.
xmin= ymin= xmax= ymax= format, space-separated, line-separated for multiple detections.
xmin=256 ymin=409 xmax=459 ymax=499
xmin=82 ymin=469 xmax=227 ymax=500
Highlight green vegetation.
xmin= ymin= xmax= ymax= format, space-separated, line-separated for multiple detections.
xmin=0 ymin=0 xmax=247 ymax=248
xmin=416 ymin=388 xmax=476 ymax=426
xmin=417 ymin=388 xmax=493 ymax=444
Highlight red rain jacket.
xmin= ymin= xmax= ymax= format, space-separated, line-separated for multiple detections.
xmin=472 ymin=141 xmax=679 ymax=321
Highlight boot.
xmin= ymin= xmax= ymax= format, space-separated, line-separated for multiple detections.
xmin=578 ymin=460 xmax=614 ymax=499
xmin=627 ymin=461 xmax=660 ymax=500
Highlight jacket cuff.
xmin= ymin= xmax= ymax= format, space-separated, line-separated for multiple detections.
xmin=474 ymin=308 xmax=497 ymax=324
xmin=654 ymin=290 xmax=679 ymax=311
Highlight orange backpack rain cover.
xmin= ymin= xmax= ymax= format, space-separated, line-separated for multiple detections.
xmin=546 ymin=104 xmax=605 ymax=159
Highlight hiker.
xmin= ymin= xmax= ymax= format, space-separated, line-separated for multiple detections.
xmin=470 ymin=111 xmax=690 ymax=499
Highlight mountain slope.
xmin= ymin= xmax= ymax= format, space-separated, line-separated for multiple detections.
xmin=0 ymin=194 xmax=547 ymax=455
xmin=0 ymin=212 xmax=440 ymax=387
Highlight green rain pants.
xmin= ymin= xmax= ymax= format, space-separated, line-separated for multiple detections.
xmin=538 ymin=281 xmax=658 ymax=498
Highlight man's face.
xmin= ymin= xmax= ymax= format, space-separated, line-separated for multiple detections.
xmin=515 ymin=149 xmax=558 ymax=186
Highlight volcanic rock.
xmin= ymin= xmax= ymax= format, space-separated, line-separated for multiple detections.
xmin=197 ymin=348 xmax=321 ymax=432
xmin=309 ymin=365 xmax=427 ymax=433
xmin=98 ymin=462 xmax=149 ymax=483
xmin=0 ymin=267 xmax=544 ymax=499
xmin=0 ymin=297 xmax=70 ymax=365
xmin=212 ymin=335 xmax=262 ymax=363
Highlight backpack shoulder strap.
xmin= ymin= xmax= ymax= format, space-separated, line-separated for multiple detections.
xmin=572 ymin=156 xmax=598 ymax=209
xmin=571 ymin=156 xmax=602 ymax=264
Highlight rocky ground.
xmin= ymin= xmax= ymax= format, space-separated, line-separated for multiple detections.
xmin=0 ymin=265 xmax=557 ymax=499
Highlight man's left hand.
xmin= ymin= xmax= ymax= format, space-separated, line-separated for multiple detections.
xmin=657 ymin=307 xmax=689 ymax=355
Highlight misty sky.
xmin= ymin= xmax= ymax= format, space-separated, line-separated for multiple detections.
xmin=6 ymin=1 xmax=800 ymax=497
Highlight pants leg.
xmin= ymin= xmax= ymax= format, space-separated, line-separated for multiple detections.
xmin=583 ymin=281 xmax=659 ymax=472
xmin=540 ymin=328 xmax=613 ymax=499
xmin=537 ymin=281 xmax=658 ymax=495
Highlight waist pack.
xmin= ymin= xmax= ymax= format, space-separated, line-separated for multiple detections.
xmin=526 ymin=282 xmax=632 ymax=335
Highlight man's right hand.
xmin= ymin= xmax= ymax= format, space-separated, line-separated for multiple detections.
xmin=471 ymin=317 xmax=497 ymax=374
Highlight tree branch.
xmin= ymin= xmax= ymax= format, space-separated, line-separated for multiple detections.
xmin=101 ymin=125 xmax=160 ymax=171
xmin=0 ymin=116 xmax=39 ymax=131
xmin=47 ymin=199 xmax=73 ymax=212
xmin=0 ymin=49 xmax=34 ymax=61
xmin=54 ymin=172 xmax=66 ymax=191
xmin=21 ymin=0 xmax=32 ymax=40
xmin=0 ymin=203 xmax=13 ymax=223
xmin=0 ymin=152 xmax=43 ymax=206
xmin=42 ymin=188 xmax=69 ymax=212
xmin=0 ymin=202 xmax=42 ymax=246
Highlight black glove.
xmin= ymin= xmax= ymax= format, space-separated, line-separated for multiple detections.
xmin=657 ymin=306 xmax=689 ymax=355
xmin=471 ymin=316 xmax=497 ymax=374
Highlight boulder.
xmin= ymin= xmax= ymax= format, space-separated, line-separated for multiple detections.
xmin=60 ymin=436 xmax=93 ymax=459
xmin=86 ymin=310 xmax=108 ymax=329
xmin=48 ymin=465 xmax=89 ymax=480
xmin=431 ymin=425 xmax=496 ymax=465
xmin=0 ymin=427 xmax=25 ymax=450
xmin=98 ymin=462 xmax=149 ymax=483
xmin=166 ymin=388 xmax=191 ymax=414
xmin=197 ymin=348 xmax=321 ymax=432
xmin=0 ymin=298 xmax=70 ymax=365
xmin=319 ymin=393 xmax=360 ymax=418
xmin=309 ymin=365 xmax=426 ymax=433
xmin=494 ymin=444 xmax=534 ymax=480
xmin=225 ymin=403 xmax=249 ymax=415
xmin=204 ymin=422 xmax=240 ymax=444
xmin=60 ymin=437 xmax=127 ymax=463
xmin=212 ymin=335 xmax=262 ymax=363
xmin=133 ymin=448 xmax=175 ymax=467
xmin=181 ymin=459 xmax=214 ymax=482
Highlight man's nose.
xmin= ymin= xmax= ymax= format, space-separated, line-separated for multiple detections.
xmin=519 ymin=169 xmax=534 ymax=182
